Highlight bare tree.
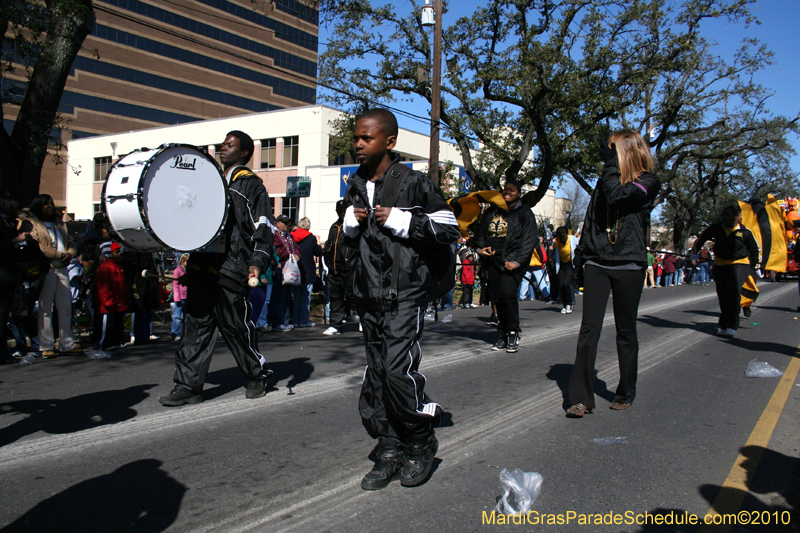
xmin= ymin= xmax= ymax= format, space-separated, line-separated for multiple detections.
xmin=560 ymin=179 xmax=589 ymax=232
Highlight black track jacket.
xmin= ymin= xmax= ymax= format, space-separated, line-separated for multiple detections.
xmin=342 ymin=158 xmax=460 ymax=311
xmin=187 ymin=166 xmax=274 ymax=293
xmin=577 ymin=163 xmax=660 ymax=267
xmin=472 ymin=202 xmax=540 ymax=268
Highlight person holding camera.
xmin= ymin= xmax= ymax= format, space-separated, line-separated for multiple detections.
xmin=565 ymin=130 xmax=660 ymax=418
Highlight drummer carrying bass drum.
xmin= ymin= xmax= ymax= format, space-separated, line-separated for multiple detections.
xmin=160 ymin=130 xmax=275 ymax=406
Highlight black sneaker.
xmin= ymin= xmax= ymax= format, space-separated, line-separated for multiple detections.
xmin=361 ymin=437 xmax=403 ymax=490
xmin=742 ymin=306 xmax=752 ymax=318
xmin=159 ymin=388 xmax=203 ymax=406
xmin=491 ymin=334 xmax=507 ymax=351
xmin=506 ymin=331 xmax=519 ymax=353
xmin=245 ymin=370 xmax=273 ymax=399
xmin=486 ymin=313 xmax=499 ymax=326
xmin=400 ymin=435 xmax=439 ymax=487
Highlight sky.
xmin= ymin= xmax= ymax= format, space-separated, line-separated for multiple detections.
xmin=317 ymin=0 xmax=800 ymax=186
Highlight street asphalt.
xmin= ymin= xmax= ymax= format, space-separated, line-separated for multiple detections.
xmin=0 ymin=280 xmax=798 ymax=532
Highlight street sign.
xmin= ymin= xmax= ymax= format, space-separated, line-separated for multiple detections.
xmin=286 ymin=176 xmax=311 ymax=198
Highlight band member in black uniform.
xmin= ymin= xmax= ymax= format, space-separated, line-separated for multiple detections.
xmin=159 ymin=131 xmax=275 ymax=406
xmin=693 ymin=205 xmax=759 ymax=337
xmin=343 ymin=109 xmax=460 ymax=489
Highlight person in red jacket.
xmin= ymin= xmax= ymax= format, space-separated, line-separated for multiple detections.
xmin=93 ymin=242 xmax=129 ymax=350
xmin=459 ymin=251 xmax=476 ymax=308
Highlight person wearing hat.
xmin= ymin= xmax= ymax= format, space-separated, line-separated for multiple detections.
xmin=92 ymin=242 xmax=129 ymax=350
xmin=458 ymin=249 xmax=476 ymax=309
xmin=159 ymin=130 xmax=275 ymax=406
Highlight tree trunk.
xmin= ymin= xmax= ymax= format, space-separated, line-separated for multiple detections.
xmin=0 ymin=0 xmax=94 ymax=205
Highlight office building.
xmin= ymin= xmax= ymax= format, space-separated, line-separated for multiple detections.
xmin=2 ymin=0 xmax=318 ymax=206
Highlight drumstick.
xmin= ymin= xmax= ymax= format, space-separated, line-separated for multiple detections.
xmin=141 ymin=269 xmax=175 ymax=281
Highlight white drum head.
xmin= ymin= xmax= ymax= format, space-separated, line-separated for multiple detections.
xmin=142 ymin=146 xmax=227 ymax=251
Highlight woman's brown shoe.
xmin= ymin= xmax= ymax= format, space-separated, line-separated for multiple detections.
xmin=609 ymin=402 xmax=632 ymax=410
xmin=566 ymin=404 xmax=592 ymax=418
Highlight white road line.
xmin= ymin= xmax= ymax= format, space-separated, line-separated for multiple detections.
xmin=0 ymin=285 xmax=789 ymax=473
xmin=202 ymin=285 xmax=795 ymax=533
xmin=206 ymin=318 xmax=719 ymax=532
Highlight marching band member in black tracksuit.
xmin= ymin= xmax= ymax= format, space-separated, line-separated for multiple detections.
xmin=343 ymin=109 xmax=460 ymax=490
xmin=159 ymin=131 xmax=275 ymax=406
xmin=693 ymin=205 xmax=759 ymax=338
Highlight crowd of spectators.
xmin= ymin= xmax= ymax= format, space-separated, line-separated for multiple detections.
xmin=1 ymin=192 xmax=791 ymax=364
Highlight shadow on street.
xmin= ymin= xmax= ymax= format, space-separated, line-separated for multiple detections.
xmin=0 ymin=459 xmax=186 ymax=533
xmin=632 ymin=445 xmax=800 ymax=532
xmin=546 ymin=364 xmax=614 ymax=410
xmin=0 ymin=384 xmax=156 ymax=447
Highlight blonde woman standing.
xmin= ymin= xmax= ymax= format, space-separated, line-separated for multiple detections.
xmin=566 ymin=131 xmax=661 ymax=417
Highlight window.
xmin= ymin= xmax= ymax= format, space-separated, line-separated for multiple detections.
xmin=261 ymin=138 xmax=277 ymax=168
xmin=214 ymin=144 xmax=222 ymax=166
xmin=329 ymin=152 xmax=353 ymax=166
xmin=94 ymin=156 xmax=112 ymax=182
xmin=281 ymin=197 xmax=298 ymax=223
xmin=93 ymin=203 xmax=103 ymax=215
xmin=283 ymin=136 xmax=299 ymax=167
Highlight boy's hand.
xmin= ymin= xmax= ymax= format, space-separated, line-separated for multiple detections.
xmin=353 ymin=207 xmax=369 ymax=223
xmin=374 ymin=205 xmax=392 ymax=226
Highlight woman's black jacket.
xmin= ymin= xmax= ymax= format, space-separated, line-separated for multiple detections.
xmin=577 ymin=163 xmax=660 ymax=267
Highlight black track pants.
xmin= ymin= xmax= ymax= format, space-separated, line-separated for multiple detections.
xmin=326 ymin=272 xmax=349 ymax=326
xmin=486 ymin=261 xmax=524 ymax=333
xmin=557 ymin=263 xmax=574 ymax=306
xmin=173 ymin=279 xmax=267 ymax=393
xmin=96 ymin=312 xmax=125 ymax=350
xmin=359 ymin=306 xmax=440 ymax=442
xmin=568 ymin=265 xmax=645 ymax=408
xmin=714 ymin=263 xmax=750 ymax=330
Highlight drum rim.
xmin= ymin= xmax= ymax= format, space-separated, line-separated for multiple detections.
xmin=101 ymin=143 xmax=229 ymax=251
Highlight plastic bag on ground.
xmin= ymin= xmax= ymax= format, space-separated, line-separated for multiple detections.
xmin=745 ymin=359 xmax=783 ymax=378
xmin=441 ymin=314 xmax=452 ymax=323
xmin=424 ymin=312 xmax=436 ymax=321
xmin=592 ymin=436 xmax=628 ymax=446
xmin=19 ymin=354 xmax=35 ymax=365
xmin=494 ymin=468 xmax=544 ymax=515
xmin=85 ymin=350 xmax=111 ymax=360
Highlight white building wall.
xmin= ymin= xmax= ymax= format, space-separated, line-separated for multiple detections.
xmin=66 ymin=105 xmax=567 ymax=243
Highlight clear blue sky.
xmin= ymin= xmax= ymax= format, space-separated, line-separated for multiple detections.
xmin=318 ymin=0 xmax=800 ymax=174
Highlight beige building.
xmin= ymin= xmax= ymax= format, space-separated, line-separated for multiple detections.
xmin=66 ymin=105 xmax=572 ymax=245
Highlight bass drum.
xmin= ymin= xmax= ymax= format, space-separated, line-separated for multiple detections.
xmin=102 ymin=144 xmax=228 ymax=251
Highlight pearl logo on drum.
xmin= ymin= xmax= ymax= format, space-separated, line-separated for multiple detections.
xmin=170 ymin=154 xmax=197 ymax=170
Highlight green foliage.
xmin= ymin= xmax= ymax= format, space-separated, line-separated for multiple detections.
xmin=319 ymin=0 xmax=797 ymax=245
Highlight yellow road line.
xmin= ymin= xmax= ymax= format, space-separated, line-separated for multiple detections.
xmin=699 ymin=347 xmax=800 ymax=533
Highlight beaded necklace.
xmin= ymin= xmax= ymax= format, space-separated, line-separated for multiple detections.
xmin=606 ymin=203 xmax=618 ymax=244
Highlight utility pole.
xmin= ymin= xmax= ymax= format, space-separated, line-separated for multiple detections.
xmin=422 ymin=0 xmax=443 ymax=187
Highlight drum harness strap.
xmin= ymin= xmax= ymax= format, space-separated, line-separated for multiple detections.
xmin=227 ymin=165 xmax=255 ymax=183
